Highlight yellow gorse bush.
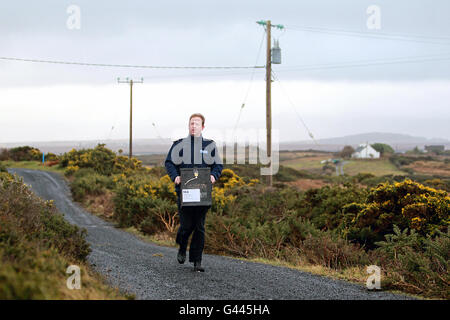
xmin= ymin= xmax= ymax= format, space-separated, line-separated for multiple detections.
xmin=212 ymin=188 xmax=236 ymax=212
xmin=348 ymin=179 xmax=449 ymax=238
xmin=60 ymin=144 xmax=144 ymax=176
xmin=114 ymin=174 xmax=177 ymax=202
xmin=65 ymin=165 xmax=80 ymax=176
xmin=210 ymin=168 xmax=260 ymax=213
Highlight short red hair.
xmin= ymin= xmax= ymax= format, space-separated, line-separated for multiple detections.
xmin=189 ymin=113 xmax=205 ymax=126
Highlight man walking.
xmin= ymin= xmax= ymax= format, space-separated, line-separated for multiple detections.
xmin=165 ymin=113 xmax=223 ymax=272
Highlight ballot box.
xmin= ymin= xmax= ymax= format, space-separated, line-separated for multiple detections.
xmin=180 ymin=167 xmax=212 ymax=207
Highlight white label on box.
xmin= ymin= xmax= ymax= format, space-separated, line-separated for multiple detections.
xmin=182 ymin=189 xmax=201 ymax=202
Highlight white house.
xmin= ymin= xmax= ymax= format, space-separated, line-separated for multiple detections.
xmin=351 ymin=143 xmax=380 ymax=159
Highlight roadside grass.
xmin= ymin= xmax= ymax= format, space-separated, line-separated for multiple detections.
xmin=124 ymin=227 xmax=176 ymax=248
xmin=0 ymin=165 xmax=131 ymax=300
xmin=236 ymin=257 xmax=423 ymax=300
xmin=0 ymin=253 xmax=131 ymax=300
xmin=0 ymin=160 xmax=65 ymax=174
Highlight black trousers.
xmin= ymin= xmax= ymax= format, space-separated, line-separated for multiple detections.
xmin=176 ymin=196 xmax=209 ymax=263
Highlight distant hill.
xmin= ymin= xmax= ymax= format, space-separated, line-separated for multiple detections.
xmin=280 ymin=132 xmax=449 ymax=153
xmin=0 ymin=138 xmax=173 ymax=155
xmin=1 ymin=132 xmax=448 ymax=154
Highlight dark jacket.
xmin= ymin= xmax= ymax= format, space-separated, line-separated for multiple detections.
xmin=165 ymin=134 xmax=223 ymax=194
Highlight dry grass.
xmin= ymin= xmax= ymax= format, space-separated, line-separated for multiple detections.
xmin=49 ymin=261 xmax=131 ymax=300
xmin=285 ymin=178 xmax=330 ymax=191
xmin=404 ymin=160 xmax=450 ymax=177
xmin=124 ymin=226 xmax=176 ymax=248
xmin=83 ymin=190 xmax=115 ymax=220
xmin=280 ymin=152 xmax=409 ymax=177
xmin=281 ymin=155 xmax=331 ymax=170
xmin=342 ymin=159 xmax=407 ymax=176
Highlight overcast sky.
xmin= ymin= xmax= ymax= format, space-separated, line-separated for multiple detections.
xmin=1 ymin=0 xmax=449 ymax=144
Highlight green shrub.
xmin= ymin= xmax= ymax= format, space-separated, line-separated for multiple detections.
xmin=423 ymin=178 xmax=450 ymax=192
xmin=371 ymin=143 xmax=395 ymax=155
xmin=297 ymin=183 xmax=368 ymax=231
xmin=374 ymin=226 xmax=449 ymax=299
xmin=343 ymin=179 xmax=449 ymax=248
xmin=0 ymin=146 xmax=54 ymax=162
xmin=139 ymin=198 xmax=178 ymax=235
xmin=0 ymin=173 xmax=91 ymax=262
xmin=0 ymin=173 xmax=129 ymax=299
xmin=354 ymin=172 xmax=376 ymax=183
xmin=112 ymin=177 xmax=157 ymax=227
xmin=73 ymin=168 xmax=97 ymax=178
xmin=8 ymin=146 xmax=42 ymax=161
xmin=301 ymin=231 xmax=369 ymax=269
xmin=112 ymin=174 xmax=178 ymax=230
xmin=358 ymin=174 xmax=406 ymax=188
xmin=0 ymin=149 xmax=9 ymax=161
xmin=284 ymin=216 xmax=322 ymax=246
xmin=389 ymin=154 xmax=414 ymax=168
xmin=70 ymin=174 xmax=112 ymax=201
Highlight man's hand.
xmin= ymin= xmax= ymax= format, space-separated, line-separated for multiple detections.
xmin=174 ymin=176 xmax=181 ymax=185
xmin=210 ymin=175 xmax=216 ymax=184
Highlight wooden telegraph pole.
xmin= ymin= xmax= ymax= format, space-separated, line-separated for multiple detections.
xmin=266 ymin=20 xmax=272 ymax=186
xmin=257 ymin=20 xmax=283 ymax=186
xmin=118 ymin=77 xmax=144 ymax=159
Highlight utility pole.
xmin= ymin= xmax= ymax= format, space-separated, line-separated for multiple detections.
xmin=257 ymin=20 xmax=284 ymax=186
xmin=266 ymin=20 xmax=272 ymax=187
xmin=117 ymin=77 xmax=143 ymax=159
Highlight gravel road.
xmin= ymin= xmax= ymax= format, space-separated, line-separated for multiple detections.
xmin=8 ymin=168 xmax=414 ymax=300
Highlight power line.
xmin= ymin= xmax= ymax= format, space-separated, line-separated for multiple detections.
xmin=151 ymin=122 xmax=166 ymax=143
xmin=288 ymin=24 xmax=450 ymax=41
xmin=232 ymin=29 xmax=266 ymax=136
xmin=271 ymin=70 xmax=318 ymax=145
xmin=2 ymin=52 xmax=448 ymax=79
xmin=0 ymin=56 xmax=264 ymax=69
xmin=275 ymin=53 xmax=450 ymax=73
xmin=129 ymin=52 xmax=450 ymax=80
xmin=139 ymin=68 xmax=265 ymax=81
xmin=116 ymin=52 xmax=450 ymax=79
xmin=286 ymin=24 xmax=450 ymax=46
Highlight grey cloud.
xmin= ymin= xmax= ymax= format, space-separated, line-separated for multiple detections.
xmin=0 ymin=0 xmax=449 ymax=85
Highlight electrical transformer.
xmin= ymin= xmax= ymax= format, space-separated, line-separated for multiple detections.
xmin=271 ymin=39 xmax=281 ymax=64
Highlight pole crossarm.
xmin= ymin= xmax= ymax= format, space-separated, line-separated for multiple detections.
xmin=256 ymin=21 xmax=284 ymax=30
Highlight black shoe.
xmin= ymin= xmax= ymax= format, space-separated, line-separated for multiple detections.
xmin=193 ymin=261 xmax=205 ymax=272
xmin=177 ymin=250 xmax=186 ymax=264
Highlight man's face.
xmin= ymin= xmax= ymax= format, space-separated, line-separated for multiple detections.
xmin=189 ymin=117 xmax=204 ymax=137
